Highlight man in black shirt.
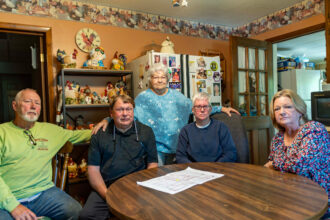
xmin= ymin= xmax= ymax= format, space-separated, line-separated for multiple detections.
xmin=79 ymin=95 xmax=158 ymax=220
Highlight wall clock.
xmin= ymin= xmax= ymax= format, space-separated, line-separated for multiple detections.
xmin=75 ymin=28 xmax=101 ymax=53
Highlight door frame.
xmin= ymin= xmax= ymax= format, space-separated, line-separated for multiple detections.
xmin=262 ymin=22 xmax=326 ymax=84
xmin=0 ymin=22 xmax=55 ymax=122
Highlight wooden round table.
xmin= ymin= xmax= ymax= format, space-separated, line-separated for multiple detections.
xmin=106 ymin=163 xmax=328 ymax=220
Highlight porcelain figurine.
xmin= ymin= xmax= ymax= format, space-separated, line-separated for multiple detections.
xmin=57 ymin=49 xmax=78 ymax=68
xmin=110 ymin=51 xmax=125 ymax=70
xmin=83 ymin=47 xmax=106 ymax=69
xmin=67 ymin=157 xmax=78 ymax=179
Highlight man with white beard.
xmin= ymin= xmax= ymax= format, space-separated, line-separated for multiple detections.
xmin=0 ymin=88 xmax=91 ymax=220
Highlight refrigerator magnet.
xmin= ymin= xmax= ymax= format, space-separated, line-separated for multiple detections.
xmin=213 ymin=72 xmax=221 ymax=82
xmin=197 ymin=68 xmax=207 ymax=79
xmin=197 ymin=57 xmax=206 ymax=67
xmin=207 ymin=70 xmax=213 ymax=77
xmin=169 ymin=56 xmax=176 ymax=67
xmin=210 ymin=61 xmax=218 ymax=71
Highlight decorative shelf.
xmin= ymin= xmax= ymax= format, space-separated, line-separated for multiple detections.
xmin=65 ymin=104 xmax=110 ymax=108
xmin=60 ymin=68 xmax=132 ymax=77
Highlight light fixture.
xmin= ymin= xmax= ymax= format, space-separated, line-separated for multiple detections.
xmin=172 ymin=0 xmax=188 ymax=7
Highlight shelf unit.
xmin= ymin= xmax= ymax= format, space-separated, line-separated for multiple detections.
xmin=57 ymin=68 xmax=133 ymax=203
xmin=58 ymin=68 xmax=133 ymax=127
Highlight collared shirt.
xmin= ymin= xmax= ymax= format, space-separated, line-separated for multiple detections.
xmin=88 ymin=120 xmax=157 ymax=185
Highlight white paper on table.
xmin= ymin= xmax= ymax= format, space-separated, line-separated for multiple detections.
xmin=136 ymin=167 xmax=224 ymax=194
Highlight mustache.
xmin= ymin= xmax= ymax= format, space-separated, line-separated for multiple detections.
xmin=27 ymin=111 xmax=38 ymax=115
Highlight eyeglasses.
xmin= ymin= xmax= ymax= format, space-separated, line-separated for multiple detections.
xmin=24 ymin=130 xmax=37 ymax=146
xmin=151 ymin=76 xmax=167 ymax=81
xmin=114 ymin=107 xmax=134 ymax=113
xmin=193 ymin=105 xmax=210 ymax=110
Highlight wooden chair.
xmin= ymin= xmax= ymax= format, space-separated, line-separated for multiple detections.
xmin=52 ymin=141 xmax=73 ymax=190
xmin=211 ymin=112 xmax=250 ymax=163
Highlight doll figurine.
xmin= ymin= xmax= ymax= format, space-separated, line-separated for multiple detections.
xmin=65 ymin=81 xmax=76 ymax=104
xmin=83 ymin=47 xmax=106 ymax=69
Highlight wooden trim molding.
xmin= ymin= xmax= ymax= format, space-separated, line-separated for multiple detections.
xmin=0 ymin=22 xmax=55 ymax=122
xmin=265 ymin=23 xmax=325 ymax=43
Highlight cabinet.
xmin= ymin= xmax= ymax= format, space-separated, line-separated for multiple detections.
xmin=57 ymin=68 xmax=133 ymax=203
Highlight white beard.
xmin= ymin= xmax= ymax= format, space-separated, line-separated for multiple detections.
xmin=20 ymin=112 xmax=39 ymax=122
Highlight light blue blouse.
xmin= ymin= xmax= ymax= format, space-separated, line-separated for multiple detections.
xmin=134 ymin=88 xmax=221 ymax=153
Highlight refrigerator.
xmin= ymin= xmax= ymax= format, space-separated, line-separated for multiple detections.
xmin=278 ymin=69 xmax=321 ymax=120
xmin=127 ymin=51 xmax=222 ymax=105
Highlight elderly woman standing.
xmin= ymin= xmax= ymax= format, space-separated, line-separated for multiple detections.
xmin=264 ymin=89 xmax=329 ymax=218
xmin=94 ymin=63 xmax=239 ymax=165
xmin=134 ymin=63 xmax=238 ymax=165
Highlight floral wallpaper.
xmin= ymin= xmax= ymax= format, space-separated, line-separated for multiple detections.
xmin=0 ymin=0 xmax=324 ymax=41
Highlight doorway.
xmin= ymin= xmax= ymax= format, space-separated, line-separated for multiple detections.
xmin=0 ymin=32 xmax=45 ymax=123
xmin=275 ymin=30 xmax=326 ymax=119
xmin=0 ymin=22 xmax=55 ymax=123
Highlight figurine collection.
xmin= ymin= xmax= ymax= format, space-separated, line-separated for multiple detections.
xmin=64 ymin=80 xmax=128 ymax=106
xmin=68 ymin=157 xmax=87 ymax=179
xmin=57 ymin=46 xmax=127 ymax=70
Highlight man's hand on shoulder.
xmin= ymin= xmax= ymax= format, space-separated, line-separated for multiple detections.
xmin=91 ymin=119 xmax=109 ymax=135
xmin=221 ymin=107 xmax=240 ymax=117
xmin=11 ymin=204 xmax=38 ymax=220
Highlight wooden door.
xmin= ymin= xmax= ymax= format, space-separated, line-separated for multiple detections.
xmin=0 ymin=23 xmax=54 ymax=122
xmin=0 ymin=31 xmax=47 ymax=122
xmin=230 ymin=36 xmax=275 ymax=165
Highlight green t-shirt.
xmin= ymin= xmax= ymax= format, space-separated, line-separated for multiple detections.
xmin=0 ymin=121 xmax=91 ymax=212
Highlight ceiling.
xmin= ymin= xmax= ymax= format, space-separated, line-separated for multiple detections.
xmin=76 ymin=0 xmax=325 ymax=63
xmin=76 ymin=0 xmax=303 ymax=27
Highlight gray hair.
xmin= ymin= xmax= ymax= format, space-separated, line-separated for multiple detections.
xmin=147 ymin=63 xmax=170 ymax=85
xmin=192 ymin=92 xmax=211 ymax=106
xmin=15 ymin=88 xmax=38 ymax=102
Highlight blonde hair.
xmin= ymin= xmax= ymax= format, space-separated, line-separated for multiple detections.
xmin=270 ymin=89 xmax=308 ymax=131
xmin=110 ymin=94 xmax=135 ymax=110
